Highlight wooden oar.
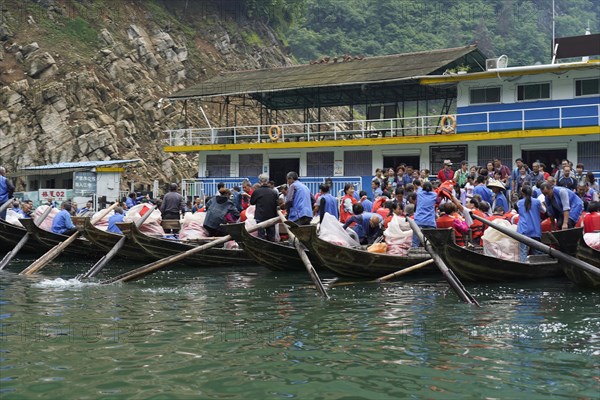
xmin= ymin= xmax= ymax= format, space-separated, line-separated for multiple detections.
xmin=0 ymin=206 xmax=54 ymax=270
xmin=406 ymin=218 xmax=480 ymax=306
xmin=470 ymin=212 xmax=600 ymax=277
xmin=20 ymin=203 xmax=118 ymax=276
xmin=102 ymin=216 xmax=281 ymax=284
xmin=323 ymin=258 xmax=435 ymax=288
xmin=79 ymin=205 xmax=157 ymax=279
xmin=279 ymin=212 xmax=329 ymax=298
xmin=0 ymin=197 xmax=15 ymax=215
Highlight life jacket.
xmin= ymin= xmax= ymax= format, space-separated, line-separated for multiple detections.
xmin=541 ymin=217 xmax=554 ymax=232
xmin=436 ymin=213 xmax=467 ymax=246
xmin=435 ymin=180 xmax=455 ymax=200
xmin=583 ymin=212 xmax=600 ymax=233
xmin=470 ymin=209 xmax=486 ymax=244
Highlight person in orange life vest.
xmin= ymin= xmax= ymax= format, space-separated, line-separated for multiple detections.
xmin=340 ymin=183 xmax=358 ymax=223
xmin=383 ymin=200 xmax=403 ymax=229
xmin=371 ymin=193 xmax=389 ymax=214
xmin=437 ymin=160 xmax=454 ymax=183
xmin=376 ymin=200 xmax=394 ymax=221
xmin=487 ymin=205 xmax=509 ymax=223
xmin=466 ymin=198 xmax=485 ymax=245
xmin=436 ymin=201 xmax=469 ymax=247
xmin=582 ymin=201 xmax=600 ymax=233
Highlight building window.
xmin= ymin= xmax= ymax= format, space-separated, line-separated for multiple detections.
xmin=239 ymin=154 xmax=263 ymax=178
xmin=307 ymin=152 xmax=334 ymax=177
xmin=469 ymin=87 xmax=501 ymax=104
xmin=575 ymin=78 xmax=600 ymax=96
xmin=206 ymin=154 xmax=231 ymax=177
xmin=578 ymin=141 xmax=600 ymax=170
xmin=477 ymin=145 xmax=512 ymax=169
xmin=344 ymin=150 xmax=372 ymax=176
xmin=517 ymin=83 xmax=550 ymax=101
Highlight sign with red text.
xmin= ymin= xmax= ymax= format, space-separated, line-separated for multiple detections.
xmin=39 ymin=189 xmax=68 ymax=203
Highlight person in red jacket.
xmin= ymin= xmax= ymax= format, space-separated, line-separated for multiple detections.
xmin=437 ymin=160 xmax=454 ymax=183
xmin=339 ymin=183 xmax=358 ymax=223
xmin=582 ymin=201 xmax=600 ymax=233
xmin=436 ymin=201 xmax=469 ymax=246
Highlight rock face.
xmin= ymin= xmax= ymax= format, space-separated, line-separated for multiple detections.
xmin=0 ymin=2 xmax=292 ymax=191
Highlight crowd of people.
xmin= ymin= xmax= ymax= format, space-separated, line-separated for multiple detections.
xmin=1 ymin=158 xmax=599 ymax=262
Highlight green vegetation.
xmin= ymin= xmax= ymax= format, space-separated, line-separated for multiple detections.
xmin=277 ymin=0 xmax=598 ymax=66
xmin=63 ymin=17 xmax=96 ymax=46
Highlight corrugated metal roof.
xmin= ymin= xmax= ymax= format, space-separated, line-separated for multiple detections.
xmin=168 ymin=45 xmax=486 ymax=109
xmin=18 ymin=159 xmax=141 ymax=171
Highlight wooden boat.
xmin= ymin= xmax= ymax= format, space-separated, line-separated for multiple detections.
xmin=19 ymin=218 xmax=107 ymax=259
xmin=422 ymin=228 xmax=566 ymax=282
xmin=222 ymin=222 xmax=324 ymax=272
xmin=116 ymin=222 xmax=258 ymax=267
xmin=0 ymin=218 xmax=45 ymax=256
xmin=74 ymin=217 xmax=154 ymax=263
xmin=543 ymin=228 xmax=600 ymax=288
xmin=289 ymin=224 xmax=433 ymax=279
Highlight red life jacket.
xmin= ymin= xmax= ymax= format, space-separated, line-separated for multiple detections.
xmin=583 ymin=212 xmax=600 ymax=233
xmin=436 ymin=213 xmax=466 ymax=246
xmin=339 ymin=194 xmax=357 ymax=223
xmin=470 ymin=209 xmax=485 ymax=244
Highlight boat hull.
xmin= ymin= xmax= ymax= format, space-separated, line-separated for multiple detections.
xmin=0 ymin=218 xmax=45 ymax=256
xmin=222 ymin=222 xmax=323 ymax=272
xmin=422 ymin=228 xmax=565 ymax=282
xmin=290 ymin=224 xmax=433 ymax=279
xmin=117 ymin=222 xmax=258 ymax=267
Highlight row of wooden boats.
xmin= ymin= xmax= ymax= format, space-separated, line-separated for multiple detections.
xmin=0 ymin=216 xmax=598 ymax=288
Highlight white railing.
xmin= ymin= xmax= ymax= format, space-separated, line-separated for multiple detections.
xmin=181 ymin=177 xmax=362 ymax=199
xmin=164 ymin=104 xmax=600 ymax=147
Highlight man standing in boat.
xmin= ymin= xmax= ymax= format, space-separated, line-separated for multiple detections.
xmin=250 ymin=174 xmax=279 ymax=241
xmin=160 ymin=183 xmax=186 ymax=231
xmin=284 ymin=171 xmax=313 ymax=226
xmin=0 ymin=166 xmax=15 ymax=220
xmin=541 ymin=182 xmax=584 ymax=230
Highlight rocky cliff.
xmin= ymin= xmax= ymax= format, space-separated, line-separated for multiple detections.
xmin=0 ymin=0 xmax=292 ymax=190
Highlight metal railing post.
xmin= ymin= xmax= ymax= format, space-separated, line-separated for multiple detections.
xmin=486 ymin=112 xmax=490 ymax=132
xmin=522 ymin=110 xmax=525 ymax=130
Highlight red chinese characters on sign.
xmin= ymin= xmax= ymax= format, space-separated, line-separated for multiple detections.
xmin=38 ymin=189 xmax=68 ymax=203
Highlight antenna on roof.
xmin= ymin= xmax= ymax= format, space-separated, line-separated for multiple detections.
xmin=582 ymin=21 xmax=591 ymax=62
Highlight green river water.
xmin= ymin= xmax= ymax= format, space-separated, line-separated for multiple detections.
xmin=0 ymin=258 xmax=598 ymax=399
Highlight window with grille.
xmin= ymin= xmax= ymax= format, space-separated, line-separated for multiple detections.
xmin=469 ymin=87 xmax=501 ymax=104
xmin=517 ymin=83 xmax=550 ymax=101
xmin=477 ymin=145 xmax=512 ymax=168
xmin=578 ymin=141 xmax=600 ymax=170
xmin=344 ymin=150 xmax=372 ymax=176
xmin=239 ymin=154 xmax=263 ymax=178
xmin=307 ymin=152 xmax=334 ymax=176
xmin=206 ymin=154 xmax=231 ymax=177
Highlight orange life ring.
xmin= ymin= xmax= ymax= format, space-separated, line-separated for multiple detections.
xmin=268 ymin=125 xmax=282 ymax=141
xmin=440 ymin=115 xmax=457 ymax=134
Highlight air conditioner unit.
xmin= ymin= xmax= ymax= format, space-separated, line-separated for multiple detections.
xmin=486 ymin=55 xmax=508 ymax=70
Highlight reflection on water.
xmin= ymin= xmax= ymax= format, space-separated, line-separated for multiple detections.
xmin=0 ymin=259 xmax=598 ymax=398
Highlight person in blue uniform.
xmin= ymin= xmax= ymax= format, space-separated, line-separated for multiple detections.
xmin=488 ymin=180 xmax=509 ymax=215
xmin=284 ymin=171 xmax=313 ymax=226
xmin=541 ymin=182 xmax=584 ymax=230
xmin=107 ymin=206 xmax=125 ymax=234
xmin=516 ymin=185 xmax=544 ymax=262
xmin=473 ymin=175 xmax=493 ymax=205
xmin=51 ymin=202 xmax=77 ymax=235
xmin=317 ymin=184 xmax=339 ymax=223
xmin=342 ymin=203 xmax=383 ymax=245
xmin=0 ymin=166 xmax=15 ymax=220
xmin=413 ymin=181 xmax=438 ymax=247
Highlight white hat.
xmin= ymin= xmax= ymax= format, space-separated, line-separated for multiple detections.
xmin=487 ymin=179 xmax=506 ymax=190
xmin=443 ymin=159 xmax=452 ymax=165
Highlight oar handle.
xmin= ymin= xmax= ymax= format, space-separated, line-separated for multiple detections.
xmin=0 ymin=198 xmax=15 ymax=214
